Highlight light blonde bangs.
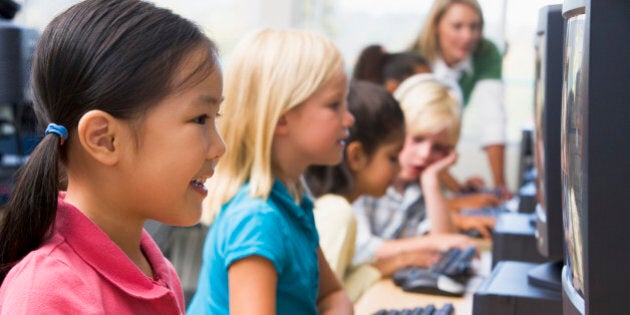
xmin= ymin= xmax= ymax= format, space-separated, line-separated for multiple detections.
xmin=407 ymin=110 xmax=461 ymax=147
xmin=394 ymin=74 xmax=462 ymax=150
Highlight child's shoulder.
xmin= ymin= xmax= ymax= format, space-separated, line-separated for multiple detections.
xmin=315 ymin=194 xmax=351 ymax=211
xmin=0 ymin=234 xmax=98 ymax=309
xmin=218 ymin=188 xmax=286 ymax=228
xmin=6 ymin=233 xmax=90 ymax=278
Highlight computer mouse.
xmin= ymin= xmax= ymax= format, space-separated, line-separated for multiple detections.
xmin=392 ymin=266 xmax=420 ymax=286
xmin=463 ymin=228 xmax=484 ymax=238
xmin=393 ymin=267 xmax=432 ymax=286
xmin=402 ymin=272 xmax=465 ymax=297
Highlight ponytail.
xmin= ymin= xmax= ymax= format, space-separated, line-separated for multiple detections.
xmin=0 ymin=134 xmax=62 ymax=284
xmin=352 ymin=44 xmax=387 ymax=84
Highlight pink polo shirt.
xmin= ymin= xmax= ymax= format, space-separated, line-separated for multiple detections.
xmin=0 ymin=196 xmax=185 ymax=314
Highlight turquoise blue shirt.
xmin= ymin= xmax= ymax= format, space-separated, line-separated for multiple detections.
xmin=188 ymin=180 xmax=320 ymax=315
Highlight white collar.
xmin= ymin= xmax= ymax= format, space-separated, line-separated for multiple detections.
xmin=433 ymin=55 xmax=473 ymax=79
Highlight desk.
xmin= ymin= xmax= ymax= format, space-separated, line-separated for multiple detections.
xmin=354 ymin=250 xmax=492 ymax=315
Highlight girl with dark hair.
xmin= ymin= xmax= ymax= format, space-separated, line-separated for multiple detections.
xmin=305 ymin=81 xmax=472 ymax=301
xmin=353 ymin=44 xmax=499 ymax=209
xmin=0 ymin=0 xmax=225 ymax=313
xmin=353 ymin=44 xmax=431 ymax=94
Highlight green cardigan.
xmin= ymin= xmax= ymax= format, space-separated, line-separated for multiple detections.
xmin=459 ymin=38 xmax=503 ymax=105
xmin=413 ymin=38 xmax=503 ymax=106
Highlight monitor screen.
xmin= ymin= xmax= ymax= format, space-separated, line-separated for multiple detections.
xmin=561 ymin=0 xmax=630 ymax=313
xmin=560 ymin=8 xmax=585 ymax=304
xmin=533 ymin=33 xmax=546 ymax=206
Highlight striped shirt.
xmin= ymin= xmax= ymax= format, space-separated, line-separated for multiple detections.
xmin=352 ymin=184 xmax=430 ymax=264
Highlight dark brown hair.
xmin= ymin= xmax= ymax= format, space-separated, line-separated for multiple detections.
xmin=0 ymin=0 xmax=218 ymax=283
xmin=353 ymin=44 xmax=429 ymax=85
xmin=305 ymin=80 xmax=405 ymax=197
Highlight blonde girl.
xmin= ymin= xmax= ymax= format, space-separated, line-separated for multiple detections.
xmin=189 ymin=29 xmax=354 ymax=315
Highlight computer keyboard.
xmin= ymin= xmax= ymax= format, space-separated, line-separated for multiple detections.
xmin=391 ymin=246 xmax=477 ymax=297
xmin=428 ymin=246 xmax=475 ymax=279
xmin=460 ymin=204 xmax=511 ymax=218
xmin=373 ymin=302 xmax=454 ymax=315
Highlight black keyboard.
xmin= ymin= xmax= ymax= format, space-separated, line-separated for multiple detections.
xmin=391 ymin=246 xmax=477 ymax=297
xmin=434 ymin=246 xmax=476 ymax=279
xmin=373 ymin=303 xmax=454 ymax=315
xmin=460 ymin=204 xmax=510 ymax=218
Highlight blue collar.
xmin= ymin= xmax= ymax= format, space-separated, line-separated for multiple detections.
xmin=269 ymin=179 xmax=315 ymax=230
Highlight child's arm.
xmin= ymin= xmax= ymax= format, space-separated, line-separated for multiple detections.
xmin=372 ymin=233 xmax=477 ymax=275
xmin=372 ymin=249 xmax=441 ymax=276
xmin=316 ymin=247 xmax=354 ymax=315
xmin=229 ymin=256 xmax=277 ymax=315
xmin=447 ymin=193 xmax=500 ymax=211
xmin=439 ymin=171 xmax=463 ymax=193
xmin=451 ymin=214 xmax=496 ymax=239
xmin=440 ymin=170 xmax=487 ymax=195
xmin=420 ymin=151 xmax=458 ymax=234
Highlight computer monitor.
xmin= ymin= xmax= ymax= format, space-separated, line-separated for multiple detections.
xmin=533 ymin=4 xmax=564 ymax=261
xmin=560 ymin=0 xmax=630 ymax=314
xmin=525 ymin=4 xmax=565 ymax=292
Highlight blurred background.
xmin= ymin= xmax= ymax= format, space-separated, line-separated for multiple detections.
xmin=12 ymin=0 xmax=562 ymax=190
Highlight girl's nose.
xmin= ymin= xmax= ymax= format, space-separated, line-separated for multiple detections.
xmin=207 ymin=128 xmax=226 ymax=161
xmin=416 ymin=141 xmax=433 ymax=162
xmin=344 ymin=107 xmax=355 ymax=127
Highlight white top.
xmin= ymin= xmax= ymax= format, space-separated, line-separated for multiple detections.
xmin=432 ymin=56 xmax=507 ymax=146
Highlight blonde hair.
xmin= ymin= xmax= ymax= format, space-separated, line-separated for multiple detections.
xmin=393 ymin=74 xmax=461 ymax=147
xmin=201 ymin=29 xmax=344 ymax=224
xmin=410 ymin=0 xmax=485 ymax=64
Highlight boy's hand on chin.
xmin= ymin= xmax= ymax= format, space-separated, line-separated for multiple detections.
xmin=422 ymin=151 xmax=458 ymax=179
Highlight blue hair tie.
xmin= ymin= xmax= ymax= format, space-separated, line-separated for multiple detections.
xmin=45 ymin=123 xmax=68 ymax=145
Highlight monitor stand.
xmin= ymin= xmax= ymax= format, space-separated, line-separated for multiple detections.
xmin=491 ymin=212 xmax=547 ymax=267
xmin=473 ymin=261 xmax=562 ymax=315
xmin=527 ymin=260 xmax=563 ymax=291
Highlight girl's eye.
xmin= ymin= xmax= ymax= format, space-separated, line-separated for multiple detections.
xmin=434 ymin=145 xmax=452 ymax=154
xmin=412 ymin=137 xmax=425 ymax=143
xmin=193 ymin=114 xmax=209 ymax=125
xmin=330 ymin=102 xmax=341 ymax=109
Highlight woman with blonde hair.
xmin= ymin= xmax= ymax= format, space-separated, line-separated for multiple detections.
xmin=410 ymin=0 xmax=510 ymax=198
xmin=189 ymin=29 xmax=354 ymax=315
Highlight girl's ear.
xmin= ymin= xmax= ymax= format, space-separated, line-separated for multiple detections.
xmin=76 ymin=110 xmax=122 ymax=166
xmin=346 ymin=141 xmax=368 ymax=172
xmin=275 ymin=114 xmax=289 ymax=136
xmin=384 ymin=79 xmax=400 ymax=94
